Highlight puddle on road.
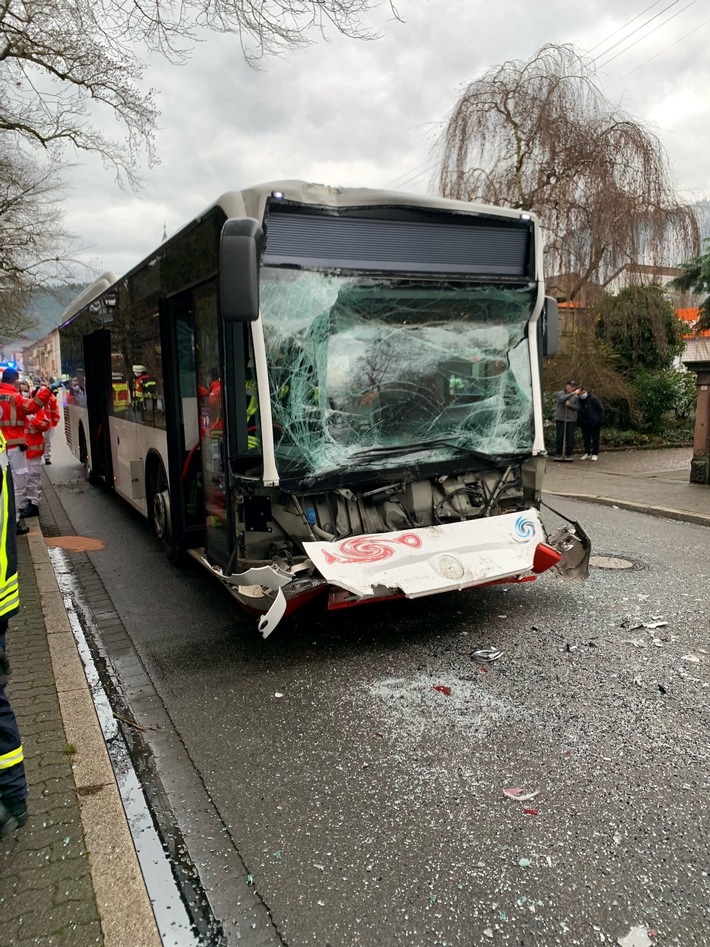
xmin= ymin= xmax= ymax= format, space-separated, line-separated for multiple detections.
xmin=45 ymin=535 xmax=105 ymax=552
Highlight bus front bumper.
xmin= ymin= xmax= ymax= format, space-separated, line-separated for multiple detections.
xmin=303 ymin=509 xmax=585 ymax=601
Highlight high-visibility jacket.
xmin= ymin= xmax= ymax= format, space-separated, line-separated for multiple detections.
xmin=133 ymin=372 xmax=157 ymax=401
xmin=0 ymin=432 xmax=19 ymax=619
xmin=0 ymin=383 xmax=53 ymax=448
xmin=246 ymin=379 xmax=259 ymax=450
xmin=0 ymin=428 xmax=23 ymax=800
xmin=24 ymin=408 xmax=50 ymax=460
xmin=112 ymin=382 xmax=130 ymax=412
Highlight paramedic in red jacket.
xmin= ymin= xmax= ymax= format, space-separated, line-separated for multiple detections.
xmin=20 ymin=395 xmax=51 ymax=519
xmin=0 ymin=369 xmax=54 ymax=534
xmin=40 ymin=383 xmax=60 ymax=465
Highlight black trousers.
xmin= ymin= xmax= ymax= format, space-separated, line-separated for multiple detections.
xmin=555 ymin=420 xmax=576 ymax=457
xmin=0 ymin=623 xmax=26 ymax=805
xmin=580 ymin=422 xmax=601 ymax=455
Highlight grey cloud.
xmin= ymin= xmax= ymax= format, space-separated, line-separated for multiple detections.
xmin=62 ymin=0 xmax=710 ymax=276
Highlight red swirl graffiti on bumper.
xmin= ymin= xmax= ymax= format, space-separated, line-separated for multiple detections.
xmin=321 ymin=533 xmax=423 ymax=565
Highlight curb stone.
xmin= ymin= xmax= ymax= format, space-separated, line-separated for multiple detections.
xmin=543 ymin=490 xmax=710 ymax=529
xmin=25 ymin=526 xmax=162 ymax=947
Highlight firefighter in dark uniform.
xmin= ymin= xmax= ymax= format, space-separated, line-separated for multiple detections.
xmin=0 ymin=430 xmax=28 ymax=839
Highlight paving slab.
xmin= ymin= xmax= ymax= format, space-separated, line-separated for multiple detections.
xmin=543 ymin=447 xmax=710 ymax=527
xmin=0 ymin=516 xmax=161 ymax=947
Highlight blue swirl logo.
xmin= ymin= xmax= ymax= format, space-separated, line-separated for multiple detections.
xmin=513 ymin=516 xmax=536 ymax=542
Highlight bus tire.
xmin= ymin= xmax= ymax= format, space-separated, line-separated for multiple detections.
xmin=79 ymin=425 xmax=102 ymax=486
xmin=148 ymin=459 xmax=184 ymax=565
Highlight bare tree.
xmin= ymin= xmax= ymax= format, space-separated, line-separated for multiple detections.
xmin=436 ymin=44 xmax=699 ymax=304
xmin=0 ymin=143 xmax=77 ymax=343
xmin=0 ymin=0 xmax=398 ymax=335
xmin=0 ymin=0 xmax=399 ymax=185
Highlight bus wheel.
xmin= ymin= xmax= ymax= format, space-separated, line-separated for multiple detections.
xmin=149 ymin=461 xmax=183 ymax=565
xmin=79 ymin=426 xmax=101 ymax=486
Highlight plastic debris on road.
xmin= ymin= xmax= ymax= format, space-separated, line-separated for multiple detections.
xmin=503 ymin=787 xmax=541 ymax=801
xmin=617 ymin=926 xmax=654 ymax=947
xmin=681 ymin=654 xmax=701 ymax=663
xmin=472 ymin=647 xmax=503 ymax=664
xmin=432 ymin=685 xmax=453 ymax=695
xmin=274 ymin=692 xmax=284 ymax=698
xmin=523 ymin=808 xmax=539 ymax=816
xmin=518 ymin=858 xmax=531 ymax=868
xmin=629 ymin=620 xmax=668 ymax=631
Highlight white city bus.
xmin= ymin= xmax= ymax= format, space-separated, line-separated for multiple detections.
xmin=59 ymin=181 xmax=589 ymax=636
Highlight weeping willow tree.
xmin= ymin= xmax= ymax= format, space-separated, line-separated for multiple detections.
xmin=436 ymin=44 xmax=699 ymax=306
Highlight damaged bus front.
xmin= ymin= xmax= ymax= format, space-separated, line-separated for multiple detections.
xmin=212 ymin=186 xmax=590 ymax=635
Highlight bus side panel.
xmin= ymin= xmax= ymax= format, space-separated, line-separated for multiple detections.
xmin=63 ymin=402 xmax=88 ymax=465
xmin=109 ymin=415 xmax=168 ymax=517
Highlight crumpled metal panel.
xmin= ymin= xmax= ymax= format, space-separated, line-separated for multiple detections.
xmin=304 ymin=510 xmax=544 ymax=599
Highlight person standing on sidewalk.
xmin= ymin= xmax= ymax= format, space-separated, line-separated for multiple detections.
xmin=553 ymin=381 xmax=580 ymax=462
xmin=0 ymin=430 xmax=28 ymax=840
xmin=40 ymin=380 xmax=61 ymax=466
xmin=0 ymin=369 xmax=54 ymax=535
xmin=20 ymin=393 xmax=51 ymax=518
xmin=578 ymin=387 xmax=604 ymax=461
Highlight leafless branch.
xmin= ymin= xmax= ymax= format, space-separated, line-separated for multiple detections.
xmin=435 ymin=44 xmax=700 ymax=303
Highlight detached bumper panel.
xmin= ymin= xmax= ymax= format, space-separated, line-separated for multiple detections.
xmin=304 ymin=510 xmax=545 ymax=600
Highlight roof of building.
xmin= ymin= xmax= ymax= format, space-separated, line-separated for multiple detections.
xmin=677 ymin=307 xmax=710 ymax=338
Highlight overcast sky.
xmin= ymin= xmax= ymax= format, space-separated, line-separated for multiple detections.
xmin=65 ymin=0 xmax=710 ymax=279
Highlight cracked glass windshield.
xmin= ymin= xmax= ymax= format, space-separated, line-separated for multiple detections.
xmin=260 ymin=268 xmax=535 ymax=477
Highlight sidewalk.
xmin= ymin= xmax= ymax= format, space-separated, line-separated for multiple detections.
xmin=543 ymin=446 xmax=710 ymax=527
xmin=0 ymin=514 xmax=161 ymax=946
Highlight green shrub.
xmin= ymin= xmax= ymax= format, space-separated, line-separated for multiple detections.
xmin=632 ymin=368 xmax=680 ymax=433
xmin=672 ymin=370 xmax=696 ymax=421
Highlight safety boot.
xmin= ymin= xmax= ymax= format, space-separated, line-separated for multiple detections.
xmin=0 ymin=798 xmax=28 ymax=840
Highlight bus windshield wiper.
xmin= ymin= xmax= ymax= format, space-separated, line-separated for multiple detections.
xmin=351 ymin=440 xmax=512 ymax=464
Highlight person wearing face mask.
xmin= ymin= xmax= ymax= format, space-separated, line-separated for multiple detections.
xmin=577 ymin=387 xmax=604 ymax=461
xmin=553 ymin=380 xmax=580 ymax=461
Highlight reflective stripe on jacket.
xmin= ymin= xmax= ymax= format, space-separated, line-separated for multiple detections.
xmin=0 ymin=432 xmax=19 ymax=619
xmin=0 ymin=745 xmax=24 ymax=769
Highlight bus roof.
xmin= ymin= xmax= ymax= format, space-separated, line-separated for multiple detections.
xmin=60 ymin=272 xmax=119 ymax=325
xmin=214 ymin=180 xmax=535 ymax=227
xmin=60 ymin=181 xmax=538 ymax=323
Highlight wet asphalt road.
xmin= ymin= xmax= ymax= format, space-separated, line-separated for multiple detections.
xmin=45 ymin=449 xmax=709 ymax=947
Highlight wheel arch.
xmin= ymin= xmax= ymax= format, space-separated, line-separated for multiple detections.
xmin=144 ymin=448 xmax=184 ymax=565
xmin=144 ymin=448 xmax=167 ymax=501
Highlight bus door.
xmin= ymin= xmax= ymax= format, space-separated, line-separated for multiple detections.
xmin=82 ymin=329 xmax=113 ymax=483
xmin=160 ymin=282 xmax=234 ymax=567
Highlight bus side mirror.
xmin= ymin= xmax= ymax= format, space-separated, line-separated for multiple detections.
xmin=220 ymin=218 xmax=264 ymax=322
xmin=541 ymin=296 xmax=559 ymax=356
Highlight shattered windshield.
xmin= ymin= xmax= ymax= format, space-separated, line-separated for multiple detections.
xmin=260 ymin=268 xmax=535 ymax=478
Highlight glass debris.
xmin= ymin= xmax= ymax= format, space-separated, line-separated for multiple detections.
xmin=503 ymin=788 xmax=541 ymax=801
xmin=617 ymin=927 xmax=654 ymax=947
xmin=471 ymin=647 xmax=503 ymax=663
